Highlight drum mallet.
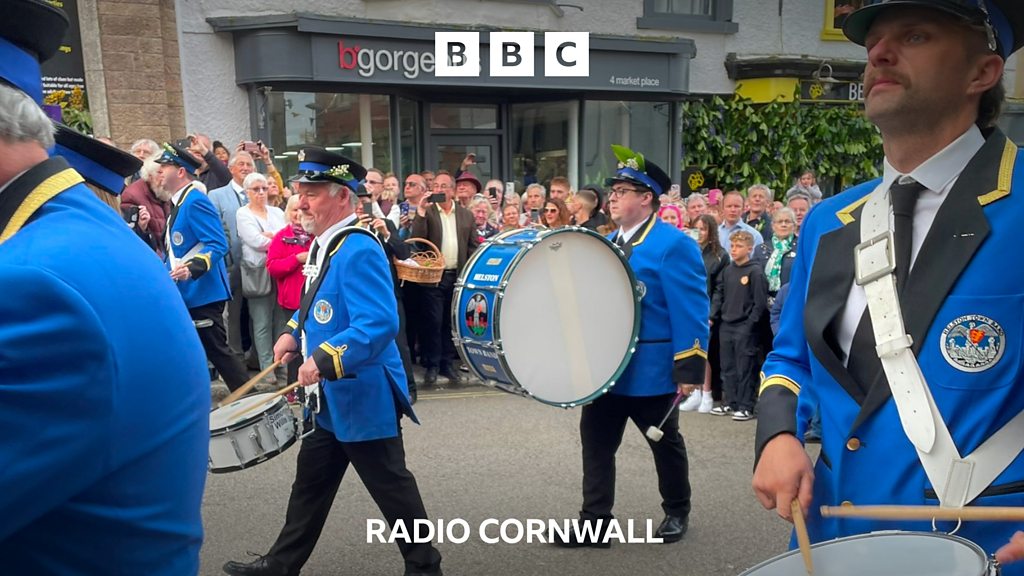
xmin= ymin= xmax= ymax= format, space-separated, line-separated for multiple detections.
xmin=645 ymin=388 xmax=687 ymax=442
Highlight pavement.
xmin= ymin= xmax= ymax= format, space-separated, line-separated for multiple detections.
xmin=201 ymin=374 xmax=809 ymax=576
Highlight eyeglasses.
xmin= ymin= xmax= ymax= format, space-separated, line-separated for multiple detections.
xmin=609 ymin=186 xmax=641 ymax=197
xmin=248 ymin=186 xmax=269 ymax=192
xmin=433 ymin=184 xmax=452 ymax=190
xmin=365 ymin=179 xmax=383 ymax=185
xmin=775 ymin=219 xmax=794 ymax=225
xmin=404 ymin=181 xmax=422 ymax=187
xmin=543 ymin=208 xmax=559 ymax=213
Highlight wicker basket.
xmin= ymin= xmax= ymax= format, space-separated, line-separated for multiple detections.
xmin=394 ymin=238 xmax=446 ymax=285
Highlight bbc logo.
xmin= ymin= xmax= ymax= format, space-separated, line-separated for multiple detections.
xmin=434 ymin=32 xmax=589 ymax=78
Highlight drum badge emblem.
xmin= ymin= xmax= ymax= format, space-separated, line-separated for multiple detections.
xmin=465 ymin=293 xmax=488 ymax=337
xmin=172 ymin=231 xmax=183 ymax=246
xmin=313 ymin=300 xmax=333 ymax=324
xmin=940 ymin=314 xmax=1005 ymax=373
xmin=636 ymin=281 xmax=647 ymax=300
xmin=549 ymin=242 xmax=563 ymax=252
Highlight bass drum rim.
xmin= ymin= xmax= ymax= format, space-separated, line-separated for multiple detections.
xmin=453 ymin=226 xmax=642 ymax=408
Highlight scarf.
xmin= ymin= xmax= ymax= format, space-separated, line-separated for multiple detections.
xmin=765 ymin=234 xmax=794 ymax=293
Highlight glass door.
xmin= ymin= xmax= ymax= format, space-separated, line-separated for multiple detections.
xmin=429 ymin=135 xmax=501 ymax=183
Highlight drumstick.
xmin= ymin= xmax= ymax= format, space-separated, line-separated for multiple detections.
xmin=217 ymin=360 xmax=282 ymax=408
xmin=791 ymin=500 xmax=814 ymax=576
xmin=222 ymin=381 xmax=302 ymax=421
xmin=821 ymin=505 xmax=1024 ymax=522
xmin=644 ymin=388 xmax=686 ymax=442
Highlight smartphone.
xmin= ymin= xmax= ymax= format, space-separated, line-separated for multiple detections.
xmin=487 ymin=186 xmax=498 ymax=199
xmin=361 ymin=201 xmax=374 ymax=217
xmin=242 ymin=140 xmax=260 ymax=154
xmin=505 ymin=181 xmax=515 ymax=196
xmin=530 ymin=208 xmax=540 ymax=223
xmin=174 ymin=137 xmax=192 ymax=150
xmin=121 ymin=205 xmax=140 ymax=227
xmin=399 ymin=201 xmax=410 ymax=217
xmin=428 ymin=193 xmax=447 ymax=203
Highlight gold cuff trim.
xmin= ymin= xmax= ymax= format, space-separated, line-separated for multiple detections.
xmin=1 ymin=168 xmax=84 ymax=244
xmin=674 ymin=340 xmax=708 ymax=362
xmin=318 ymin=342 xmax=346 ymax=379
xmin=287 ymin=319 xmax=298 ymax=329
xmin=759 ymin=374 xmax=801 ymax=396
xmin=192 ymin=253 xmax=212 ymax=272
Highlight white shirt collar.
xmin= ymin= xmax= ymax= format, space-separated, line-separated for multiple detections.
xmin=881 ymin=124 xmax=985 ymax=195
xmin=230 ymin=179 xmax=244 ymax=194
xmin=314 ymin=213 xmax=359 ymax=247
xmin=171 ymin=182 xmax=192 ymax=205
xmin=619 ymin=216 xmax=649 ymax=243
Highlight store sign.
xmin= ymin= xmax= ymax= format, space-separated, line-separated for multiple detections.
xmin=800 ymin=80 xmax=865 ymax=103
xmin=314 ymin=34 xmax=683 ymax=93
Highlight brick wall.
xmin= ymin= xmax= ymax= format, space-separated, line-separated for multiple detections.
xmin=95 ymin=0 xmax=185 ymax=148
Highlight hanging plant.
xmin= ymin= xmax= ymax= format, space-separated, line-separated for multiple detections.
xmin=681 ymin=90 xmax=882 ymax=198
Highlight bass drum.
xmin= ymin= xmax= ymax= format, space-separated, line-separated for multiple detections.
xmin=452 ymin=227 xmax=641 ymax=407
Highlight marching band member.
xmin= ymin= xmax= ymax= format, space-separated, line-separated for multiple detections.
xmin=751 ymin=0 xmax=1024 ymax=570
xmin=0 ymin=1 xmax=208 ymax=572
xmin=222 ymin=147 xmax=442 ymax=576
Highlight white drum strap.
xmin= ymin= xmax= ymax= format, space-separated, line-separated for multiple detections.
xmin=858 ymin=189 xmax=1024 ymax=507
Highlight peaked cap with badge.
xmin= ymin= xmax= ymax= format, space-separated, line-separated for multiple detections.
xmin=843 ymin=0 xmax=1024 ymax=59
xmin=154 ymin=141 xmax=203 ymax=177
xmin=605 ymin=144 xmax=673 ymax=198
xmin=291 ymin=147 xmax=367 ymax=191
xmin=0 ymin=0 xmax=68 ymax=102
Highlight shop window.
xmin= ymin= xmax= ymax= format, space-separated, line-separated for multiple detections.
xmin=510 ymin=102 xmax=570 ymax=195
xmin=266 ymin=92 xmax=393 ymax=178
xmin=398 ymin=97 xmax=421 ymax=178
xmin=637 ymin=0 xmax=738 ymax=33
xmin=430 ymin=104 xmax=497 ymax=130
xmin=823 ymin=1 xmax=858 ymax=41
xmin=581 ymin=101 xmax=671 ymax=190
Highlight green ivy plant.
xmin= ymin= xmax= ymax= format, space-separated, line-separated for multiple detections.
xmin=681 ymin=91 xmax=883 ymax=198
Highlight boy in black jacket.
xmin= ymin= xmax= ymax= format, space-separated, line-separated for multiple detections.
xmin=710 ymin=230 xmax=767 ymax=421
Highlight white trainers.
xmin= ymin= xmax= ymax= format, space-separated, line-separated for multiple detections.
xmin=679 ymin=390 xmax=703 ymax=412
xmin=731 ymin=409 xmax=754 ymax=422
xmin=698 ymin=394 xmax=714 ymax=413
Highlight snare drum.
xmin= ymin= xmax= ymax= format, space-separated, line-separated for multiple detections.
xmin=740 ymin=531 xmax=998 ymax=576
xmin=452 ymin=227 xmax=641 ymax=407
xmin=209 ymin=393 xmax=298 ymax=473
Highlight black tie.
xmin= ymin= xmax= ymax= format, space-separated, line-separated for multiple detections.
xmin=845 ymin=177 xmax=925 ymax=393
xmin=615 ymin=233 xmax=626 ymax=247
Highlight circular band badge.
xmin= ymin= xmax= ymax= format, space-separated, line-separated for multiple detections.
xmin=172 ymin=231 xmax=184 ymax=246
xmin=465 ymin=293 xmax=489 ymax=337
xmin=313 ymin=300 xmax=333 ymax=324
xmin=940 ymin=314 xmax=1005 ymax=373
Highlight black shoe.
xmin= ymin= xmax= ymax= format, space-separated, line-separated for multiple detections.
xmin=409 ymin=387 xmax=418 ymax=405
xmin=404 ymin=569 xmax=443 ymax=576
xmin=654 ymin=515 xmax=688 ymax=543
xmin=550 ymin=519 xmax=611 ymax=549
xmin=439 ymin=368 xmax=462 ymax=386
xmin=458 ymin=362 xmax=469 ymax=373
xmin=222 ymin=553 xmax=293 ymax=576
xmin=424 ymin=367 xmax=438 ymax=387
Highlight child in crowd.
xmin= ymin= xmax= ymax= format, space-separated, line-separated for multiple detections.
xmin=709 ymin=230 xmax=767 ymax=422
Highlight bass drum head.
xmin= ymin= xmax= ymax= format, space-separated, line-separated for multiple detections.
xmin=740 ymin=531 xmax=990 ymax=576
xmin=210 ymin=392 xmax=281 ymax=432
xmin=499 ymin=228 xmax=638 ymax=406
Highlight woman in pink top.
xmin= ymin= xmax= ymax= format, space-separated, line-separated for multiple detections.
xmin=267 ymin=195 xmax=312 ymax=385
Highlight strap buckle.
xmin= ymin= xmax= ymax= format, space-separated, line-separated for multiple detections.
xmin=854 ymin=230 xmax=896 ymax=286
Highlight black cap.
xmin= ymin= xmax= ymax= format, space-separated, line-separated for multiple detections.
xmin=604 ymin=145 xmax=672 ymax=196
xmin=291 ymin=146 xmax=367 ymax=190
xmin=355 ymin=182 xmax=371 ymax=197
xmin=154 ymin=141 xmax=203 ymax=176
xmin=0 ymin=0 xmax=70 ymax=103
xmin=53 ymin=125 xmax=141 ymax=195
xmin=843 ymin=0 xmax=1024 ymax=59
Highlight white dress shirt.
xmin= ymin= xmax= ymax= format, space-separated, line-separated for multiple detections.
xmin=836 ymin=125 xmax=985 ymax=364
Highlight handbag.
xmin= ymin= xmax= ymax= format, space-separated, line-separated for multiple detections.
xmin=240 ymin=214 xmax=273 ymax=297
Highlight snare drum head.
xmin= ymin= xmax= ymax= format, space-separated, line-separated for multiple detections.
xmin=499 ymin=228 xmax=638 ymax=405
xmin=210 ymin=393 xmax=283 ymax=432
xmin=740 ymin=532 xmax=989 ymax=576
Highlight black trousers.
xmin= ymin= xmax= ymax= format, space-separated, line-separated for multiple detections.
xmin=402 ymin=283 xmax=425 ymax=366
xmin=395 ymin=295 xmax=417 ymax=394
xmin=719 ymin=323 xmax=759 ymax=412
xmin=580 ymin=393 xmax=691 ymax=520
xmin=266 ymin=427 xmax=442 ymax=573
xmin=190 ymin=301 xmax=250 ymax=391
xmin=421 ymin=270 xmax=458 ymax=371
xmin=708 ymin=323 xmax=723 ymax=402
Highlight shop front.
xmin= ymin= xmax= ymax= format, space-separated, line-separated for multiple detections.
xmin=208 ymin=15 xmax=694 ymax=191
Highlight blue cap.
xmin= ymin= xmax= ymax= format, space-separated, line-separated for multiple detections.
xmin=843 ymin=0 xmax=1023 ymax=60
xmin=53 ymin=125 xmax=141 ymax=195
xmin=604 ymin=145 xmax=672 ymax=197
xmin=154 ymin=142 xmax=203 ymax=176
xmin=0 ymin=0 xmax=70 ymax=102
